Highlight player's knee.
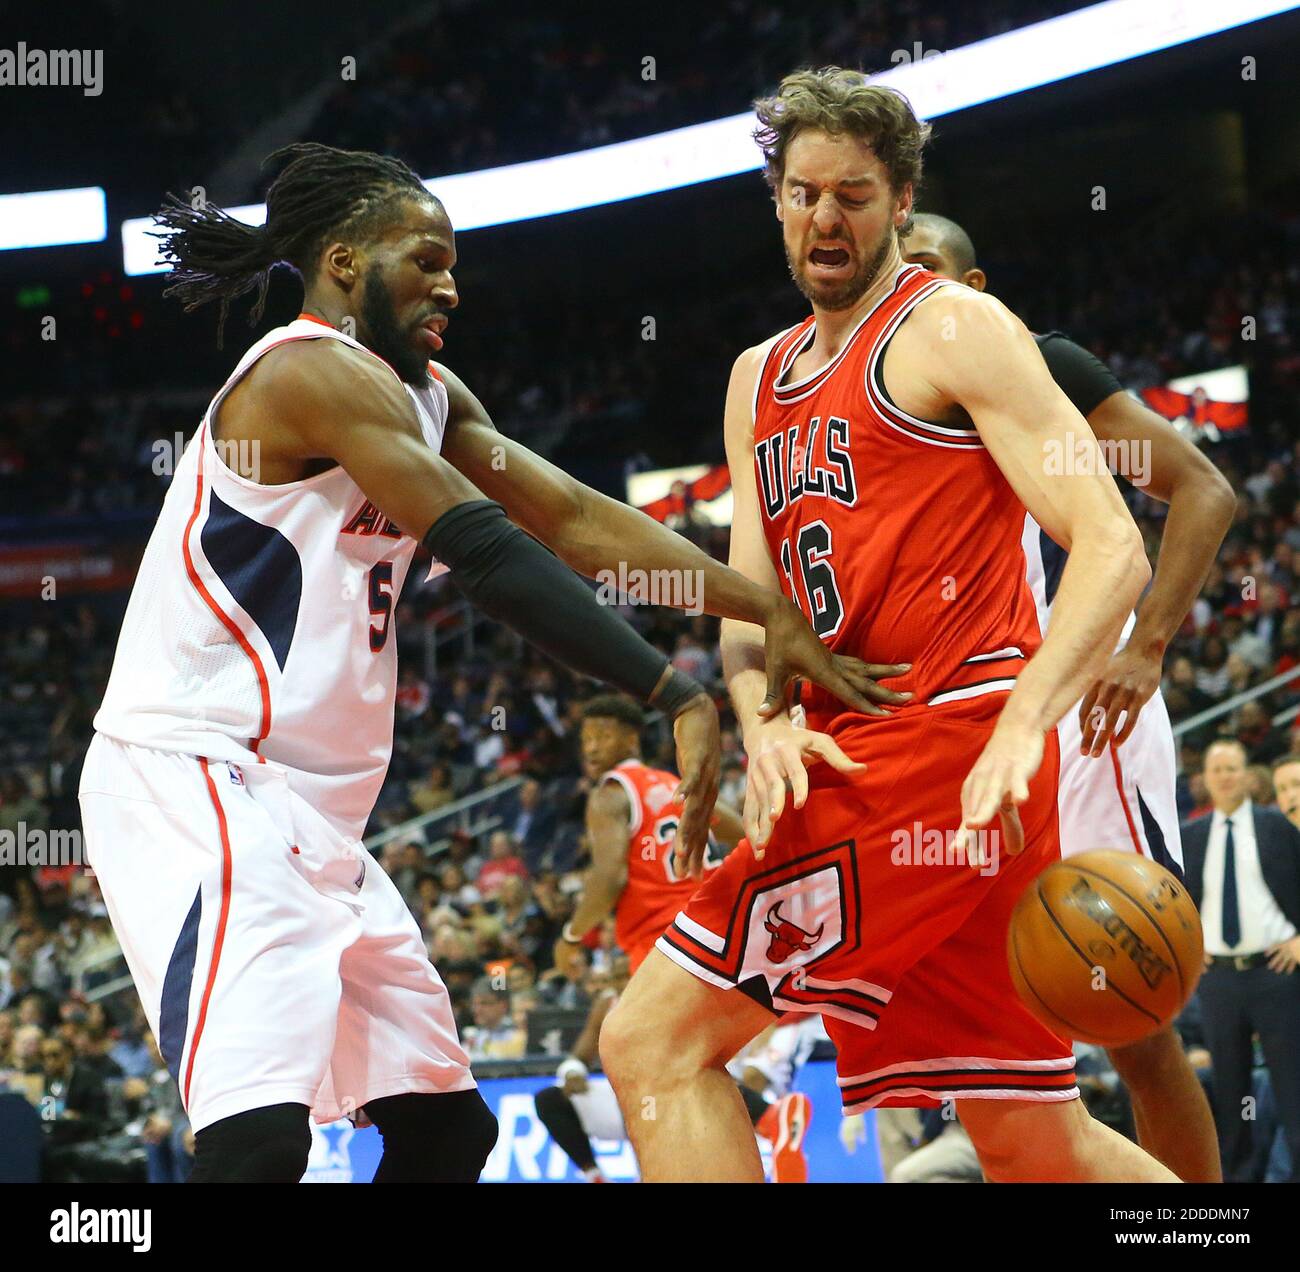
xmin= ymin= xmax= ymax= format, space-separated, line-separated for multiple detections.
xmin=365 ymin=1089 xmax=498 ymax=1181
xmin=189 ymin=1102 xmax=311 ymax=1183
xmin=599 ymin=997 xmax=676 ymax=1090
xmin=533 ymin=1085 xmax=571 ymax=1122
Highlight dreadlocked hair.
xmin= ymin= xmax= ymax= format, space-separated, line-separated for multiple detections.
xmin=152 ymin=142 xmax=431 ymax=346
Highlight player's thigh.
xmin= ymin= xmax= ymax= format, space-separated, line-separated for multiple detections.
xmin=601 ymin=948 xmax=776 ymax=1078
xmin=955 ymin=1092 xmax=1087 ymax=1172
xmin=325 ymin=858 xmax=473 ymax=1121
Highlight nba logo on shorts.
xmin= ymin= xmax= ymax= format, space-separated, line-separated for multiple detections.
xmin=228 ymin=765 xmax=245 ymax=787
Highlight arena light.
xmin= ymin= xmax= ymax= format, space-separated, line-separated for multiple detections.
xmin=119 ymin=0 xmax=1296 ymax=274
xmin=0 ymin=186 xmax=106 ymax=250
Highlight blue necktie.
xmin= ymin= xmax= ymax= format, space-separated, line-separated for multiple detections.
xmin=1221 ymin=817 xmax=1241 ymax=949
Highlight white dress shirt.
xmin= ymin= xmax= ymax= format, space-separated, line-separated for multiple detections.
xmin=1201 ymin=798 xmax=1299 ymax=955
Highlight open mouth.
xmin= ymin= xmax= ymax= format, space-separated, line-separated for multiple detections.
xmin=809 ymin=246 xmax=851 ymax=269
xmin=418 ymin=316 xmax=448 ymax=351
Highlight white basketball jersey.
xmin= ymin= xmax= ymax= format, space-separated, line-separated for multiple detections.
xmin=94 ymin=317 xmax=448 ymax=840
xmin=1021 ymin=512 xmax=1136 ymax=648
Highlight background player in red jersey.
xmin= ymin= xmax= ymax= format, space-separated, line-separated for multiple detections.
xmin=900 ymin=211 xmax=1231 ymax=1182
xmin=600 ymin=69 xmax=1175 ymax=1182
xmin=553 ymin=694 xmax=744 ymax=977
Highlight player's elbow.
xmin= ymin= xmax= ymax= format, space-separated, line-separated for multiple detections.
xmin=1199 ymin=464 xmax=1238 ymax=532
xmin=1078 ymin=513 xmax=1148 ymax=608
xmin=1111 ymin=520 xmax=1151 ymax=603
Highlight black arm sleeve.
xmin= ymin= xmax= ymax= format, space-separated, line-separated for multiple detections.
xmin=1034 ymin=332 xmax=1124 ymax=419
xmin=424 ymin=500 xmax=691 ymax=705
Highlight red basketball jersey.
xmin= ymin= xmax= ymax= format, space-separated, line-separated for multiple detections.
xmin=602 ymin=759 xmax=715 ymax=971
xmin=752 ymin=263 xmax=1043 ymax=732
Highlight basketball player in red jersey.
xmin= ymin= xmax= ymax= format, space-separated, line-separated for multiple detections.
xmin=600 ymin=69 xmax=1176 ymax=1182
xmin=554 ymin=695 xmax=745 ymax=976
xmin=900 ymin=212 xmax=1229 ymax=1182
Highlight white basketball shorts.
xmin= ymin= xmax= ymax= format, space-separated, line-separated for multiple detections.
xmin=78 ymin=733 xmax=474 ymax=1133
xmin=571 ymin=1077 xmax=627 ymax=1143
xmin=1054 ymin=687 xmax=1184 ymax=872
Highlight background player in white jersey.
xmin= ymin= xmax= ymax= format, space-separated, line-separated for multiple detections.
xmin=80 ymin=143 xmax=894 ymax=1183
xmin=902 ymin=212 xmax=1235 ymax=1182
xmin=535 ymin=956 xmax=819 ymax=1182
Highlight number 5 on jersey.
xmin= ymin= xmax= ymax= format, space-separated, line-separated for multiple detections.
xmin=368 ymin=561 xmax=394 ymax=652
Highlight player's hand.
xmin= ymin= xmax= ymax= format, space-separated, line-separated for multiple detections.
xmin=670 ymin=693 xmax=722 ymax=880
xmin=1077 ymin=645 xmax=1162 ymax=755
xmin=1266 ymin=935 xmax=1300 ymax=974
xmin=552 ymin=936 xmax=586 ymax=980
xmin=839 ymin=1112 xmax=867 ymax=1155
xmin=743 ymin=714 xmax=865 ymax=850
xmin=954 ymin=716 xmax=1046 ymax=869
xmin=561 ymin=1070 xmax=589 ymax=1096
xmin=758 ymin=595 xmax=912 ymax=719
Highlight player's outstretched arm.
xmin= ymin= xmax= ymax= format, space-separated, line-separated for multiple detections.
xmin=718 ymin=345 xmax=908 ymax=849
xmin=902 ymin=291 xmax=1150 ymax=850
xmin=258 ymin=338 xmax=721 ymax=863
xmin=1075 ymin=383 xmax=1235 ymax=752
xmin=434 ymin=360 xmax=887 ymax=720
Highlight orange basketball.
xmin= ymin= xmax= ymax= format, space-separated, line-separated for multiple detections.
xmin=1007 ymin=850 xmax=1204 ymax=1048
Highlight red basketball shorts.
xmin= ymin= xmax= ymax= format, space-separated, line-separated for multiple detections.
xmin=656 ymin=695 xmax=1079 ymax=1113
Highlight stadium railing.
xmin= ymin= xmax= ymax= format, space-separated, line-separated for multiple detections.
xmin=1171 ymin=663 xmax=1300 ymax=739
xmin=363 ymin=774 xmax=524 ymax=853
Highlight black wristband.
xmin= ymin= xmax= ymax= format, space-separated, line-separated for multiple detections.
xmin=650 ymin=668 xmax=706 ymax=719
xmin=423 ymin=500 xmax=672 ymax=702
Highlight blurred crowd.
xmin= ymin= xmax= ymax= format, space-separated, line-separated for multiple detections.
xmin=305 ymin=0 xmax=1084 ymax=177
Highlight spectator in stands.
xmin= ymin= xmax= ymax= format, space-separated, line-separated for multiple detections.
xmin=477 ymin=831 xmax=529 ymax=899
xmin=1248 ymin=763 xmax=1277 ymax=807
xmin=0 ymin=773 xmax=44 ymax=841
xmin=437 ymin=863 xmax=482 ymax=912
xmin=461 ymin=978 xmax=526 ymax=1060
xmin=381 ymin=840 xmax=426 ymax=910
xmin=107 ymin=1003 xmax=154 ymax=1080
xmin=507 ymin=777 xmax=558 ymax=871
xmin=1181 ymin=739 xmax=1300 ymax=1181
xmin=1237 ymin=700 xmax=1290 ymax=764
xmin=132 ymin=1032 xmax=192 ymax=1183
xmin=408 ymin=762 xmax=455 ymax=815
xmin=39 ymin=1034 xmax=110 ymax=1143
xmin=395 ymin=665 xmax=431 ymax=719
xmin=1273 ymin=755 xmax=1300 ymax=829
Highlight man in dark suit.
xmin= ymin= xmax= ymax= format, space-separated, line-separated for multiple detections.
xmin=1182 ymin=739 xmax=1300 ymax=1181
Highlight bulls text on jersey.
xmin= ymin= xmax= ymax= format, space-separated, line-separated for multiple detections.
xmin=755 ymin=415 xmax=858 ymax=518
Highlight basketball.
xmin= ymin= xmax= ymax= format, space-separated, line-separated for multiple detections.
xmin=1008 ymin=850 xmax=1204 ymax=1049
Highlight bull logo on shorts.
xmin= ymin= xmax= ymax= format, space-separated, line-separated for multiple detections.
xmin=763 ymin=901 xmax=823 ymax=963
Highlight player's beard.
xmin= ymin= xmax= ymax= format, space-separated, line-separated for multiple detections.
xmin=786 ymin=224 xmax=893 ymax=312
xmin=359 ymin=264 xmax=431 ymax=385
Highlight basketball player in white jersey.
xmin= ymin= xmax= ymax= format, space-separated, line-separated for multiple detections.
xmin=79 ymin=143 xmax=896 ymax=1183
xmin=901 ymin=212 xmax=1235 ymax=1182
